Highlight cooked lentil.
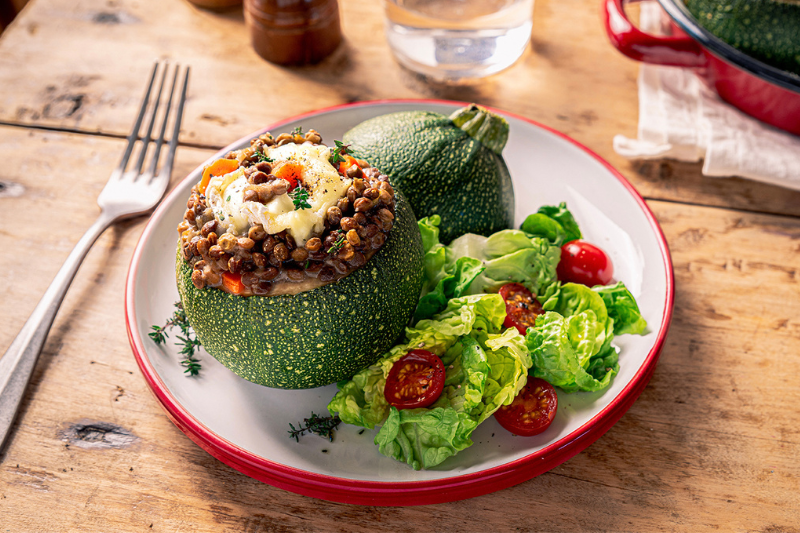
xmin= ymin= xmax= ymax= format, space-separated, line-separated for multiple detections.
xmin=178 ymin=129 xmax=396 ymax=297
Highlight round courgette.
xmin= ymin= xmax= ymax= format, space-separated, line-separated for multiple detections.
xmin=685 ymin=0 xmax=800 ymax=75
xmin=343 ymin=104 xmax=514 ymax=244
xmin=176 ymin=192 xmax=424 ymax=389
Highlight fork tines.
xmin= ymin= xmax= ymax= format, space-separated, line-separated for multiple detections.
xmin=117 ymin=62 xmax=190 ymax=183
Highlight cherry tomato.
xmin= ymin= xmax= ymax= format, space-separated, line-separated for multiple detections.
xmin=384 ymin=349 xmax=445 ymax=409
xmin=494 ymin=378 xmax=558 ymax=436
xmin=557 ymin=240 xmax=614 ymax=287
xmin=499 ymin=283 xmax=544 ymax=335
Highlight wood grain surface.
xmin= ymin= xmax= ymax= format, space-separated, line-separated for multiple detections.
xmin=0 ymin=0 xmax=798 ymax=531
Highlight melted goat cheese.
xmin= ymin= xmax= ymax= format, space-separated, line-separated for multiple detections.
xmin=204 ymin=143 xmax=351 ymax=246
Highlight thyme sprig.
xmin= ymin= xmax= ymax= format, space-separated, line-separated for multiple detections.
xmin=329 ymin=140 xmax=349 ymax=167
xmin=149 ymin=302 xmax=202 ymax=376
xmin=291 ymin=187 xmax=311 ymax=210
xmin=326 ymin=235 xmax=346 ymax=255
xmin=292 ymin=126 xmax=304 ymax=136
xmin=256 ymin=151 xmax=273 ymax=163
xmin=288 ymin=413 xmax=342 ymax=442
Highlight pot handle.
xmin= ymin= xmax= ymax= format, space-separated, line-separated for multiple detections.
xmin=603 ymin=0 xmax=707 ymax=68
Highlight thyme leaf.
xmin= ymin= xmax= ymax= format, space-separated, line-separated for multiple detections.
xmin=288 ymin=413 xmax=342 ymax=442
xmin=326 ymin=235 xmax=346 ymax=255
xmin=256 ymin=151 xmax=273 ymax=163
xmin=329 ymin=140 xmax=349 ymax=167
xmin=290 ymin=187 xmax=312 ymax=210
xmin=150 ymin=302 xmax=202 ymax=376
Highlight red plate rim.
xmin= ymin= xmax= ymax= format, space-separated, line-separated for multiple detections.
xmin=124 ymin=99 xmax=675 ymax=506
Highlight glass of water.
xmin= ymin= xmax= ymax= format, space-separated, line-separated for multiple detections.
xmin=384 ymin=0 xmax=534 ymax=82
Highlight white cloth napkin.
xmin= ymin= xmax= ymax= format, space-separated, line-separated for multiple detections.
xmin=613 ymin=3 xmax=800 ymax=190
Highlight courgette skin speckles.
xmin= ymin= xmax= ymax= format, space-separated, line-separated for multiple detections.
xmin=685 ymin=0 xmax=800 ymax=75
xmin=343 ymin=107 xmax=515 ymax=244
xmin=176 ymin=192 xmax=424 ymax=390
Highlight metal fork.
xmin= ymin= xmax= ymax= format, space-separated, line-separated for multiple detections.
xmin=0 ymin=62 xmax=190 ymax=452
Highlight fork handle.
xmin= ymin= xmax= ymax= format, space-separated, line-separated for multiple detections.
xmin=0 ymin=212 xmax=115 ymax=452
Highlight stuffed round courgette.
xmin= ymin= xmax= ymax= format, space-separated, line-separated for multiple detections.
xmin=176 ymin=129 xmax=424 ymax=389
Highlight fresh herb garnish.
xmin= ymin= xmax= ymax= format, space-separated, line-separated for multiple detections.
xmin=226 ymin=196 xmax=231 ymax=202
xmin=149 ymin=302 xmax=203 ymax=376
xmin=288 ymin=413 xmax=341 ymax=442
xmin=292 ymin=126 xmax=304 ymax=136
xmin=256 ymin=151 xmax=273 ymax=163
xmin=326 ymin=235 xmax=346 ymax=255
xmin=329 ymin=140 xmax=349 ymax=167
xmin=290 ymin=187 xmax=312 ymax=210
xmin=181 ymin=357 xmax=201 ymax=375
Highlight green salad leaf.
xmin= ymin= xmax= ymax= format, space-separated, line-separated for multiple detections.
xmin=328 ymin=294 xmax=530 ymax=470
xmin=414 ymin=216 xmax=485 ymax=322
xmin=520 ymin=202 xmax=582 ymax=245
xmin=593 ymin=282 xmax=648 ymax=335
xmin=330 ymin=203 xmax=650 ymax=470
xmin=414 ymin=207 xmax=581 ymax=321
xmin=445 ymin=230 xmax=561 ymax=301
xmin=525 ymin=282 xmax=646 ymax=393
xmin=375 ymin=336 xmax=486 ymax=469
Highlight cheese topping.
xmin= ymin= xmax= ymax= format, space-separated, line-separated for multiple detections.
xmin=205 ymin=143 xmax=352 ymax=246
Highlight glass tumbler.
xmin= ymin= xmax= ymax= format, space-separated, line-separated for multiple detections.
xmin=384 ymin=0 xmax=534 ymax=82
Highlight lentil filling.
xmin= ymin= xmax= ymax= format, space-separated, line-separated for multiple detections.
xmin=177 ymin=129 xmax=396 ymax=297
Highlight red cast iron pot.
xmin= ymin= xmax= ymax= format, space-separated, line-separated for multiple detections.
xmin=603 ymin=0 xmax=800 ymax=136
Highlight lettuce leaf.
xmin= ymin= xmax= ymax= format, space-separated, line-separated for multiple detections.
xmin=524 ymin=282 xmax=645 ymax=393
xmin=593 ymin=282 xmax=648 ymax=335
xmin=331 ymin=208 xmax=650 ymax=469
xmin=374 ymin=328 xmax=532 ymax=470
xmin=328 ymin=294 xmax=506 ymax=429
xmin=418 ymin=214 xmax=442 ymax=253
xmin=414 ymin=256 xmax=484 ymax=323
xmin=526 ymin=311 xmax=617 ymax=393
xmin=414 ymin=216 xmax=485 ymax=322
xmin=417 ymin=212 xmax=566 ymax=313
xmin=520 ymin=202 xmax=582 ymax=245
xmin=445 ymin=230 xmax=561 ymax=300
xmin=330 ymin=294 xmax=530 ymax=470
xmin=374 ymin=336 xmax=487 ymax=470
xmin=478 ymin=328 xmax=532 ymax=421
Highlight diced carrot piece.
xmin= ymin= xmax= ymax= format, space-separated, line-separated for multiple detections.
xmin=338 ymin=155 xmax=360 ymax=175
xmin=273 ymin=161 xmax=303 ymax=191
xmin=221 ymin=272 xmax=245 ymax=295
xmin=199 ymin=158 xmax=240 ymax=195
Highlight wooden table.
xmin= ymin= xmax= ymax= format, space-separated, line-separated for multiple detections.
xmin=1 ymin=0 xmax=798 ymax=530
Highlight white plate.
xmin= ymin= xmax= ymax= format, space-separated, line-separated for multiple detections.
xmin=125 ymin=100 xmax=674 ymax=505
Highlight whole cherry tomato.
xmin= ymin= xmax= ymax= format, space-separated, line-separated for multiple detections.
xmin=498 ymin=283 xmax=544 ymax=335
xmin=384 ymin=350 xmax=445 ymax=409
xmin=494 ymin=378 xmax=558 ymax=436
xmin=557 ymin=240 xmax=614 ymax=287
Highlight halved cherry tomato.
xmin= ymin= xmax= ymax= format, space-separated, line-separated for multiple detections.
xmin=494 ymin=378 xmax=558 ymax=436
xmin=557 ymin=240 xmax=614 ymax=287
xmin=499 ymin=283 xmax=544 ymax=335
xmin=199 ymin=158 xmax=239 ymax=195
xmin=221 ymin=272 xmax=245 ymax=295
xmin=384 ymin=349 xmax=445 ymax=409
xmin=338 ymin=155 xmax=361 ymax=175
xmin=273 ymin=161 xmax=303 ymax=191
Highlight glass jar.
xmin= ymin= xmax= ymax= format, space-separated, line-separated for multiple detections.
xmin=244 ymin=0 xmax=342 ymax=66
